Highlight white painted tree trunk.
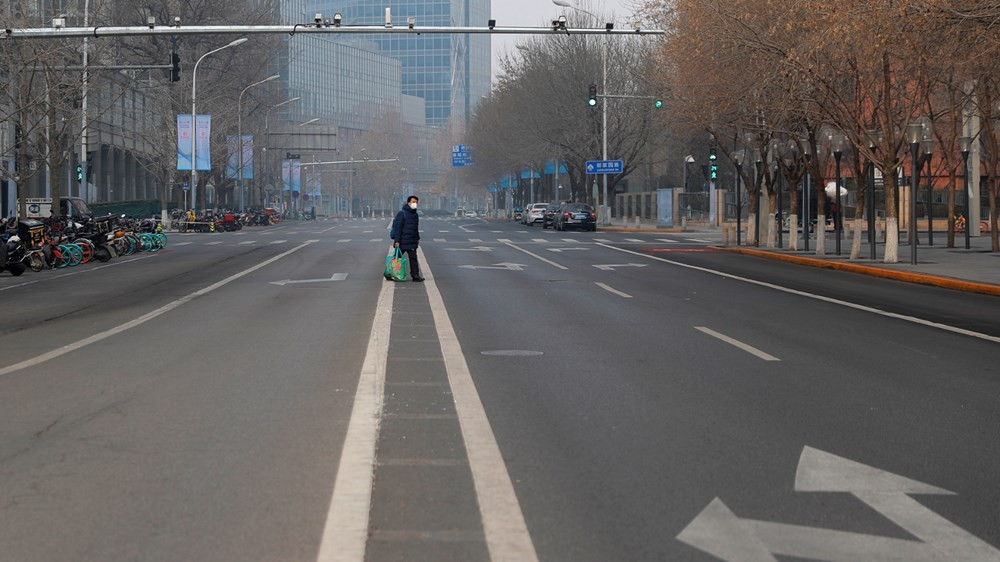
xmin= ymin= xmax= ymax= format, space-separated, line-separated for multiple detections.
xmin=789 ymin=214 xmax=799 ymax=251
xmin=747 ymin=212 xmax=757 ymax=245
xmin=884 ymin=217 xmax=899 ymax=263
xmin=815 ymin=214 xmax=827 ymax=256
xmin=766 ymin=212 xmax=777 ymax=247
xmin=850 ymin=217 xmax=863 ymax=259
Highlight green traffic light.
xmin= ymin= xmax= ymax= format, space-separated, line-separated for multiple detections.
xmin=588 ymin=98 xmax=597 ymax=107
xmin=654 ymin=100 xmax=663 ymax=109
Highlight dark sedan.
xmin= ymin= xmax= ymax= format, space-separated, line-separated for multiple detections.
xmin=553 ymin=203 xmax=596 ymax=231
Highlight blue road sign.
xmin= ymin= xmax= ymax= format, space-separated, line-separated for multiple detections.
xmin=585 ymin=159 xmax=623 ymax=174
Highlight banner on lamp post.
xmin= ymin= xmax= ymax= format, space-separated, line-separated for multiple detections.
xmin=281 ymin=159 xmax=291 ymax=192
xmin=176 ymin=114 xmax=212 ymax=171
xmin=226 ymin=135 xmax=254 ymax=180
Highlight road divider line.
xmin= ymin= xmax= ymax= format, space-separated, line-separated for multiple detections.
xmin=316 ymin=274 xmax=394 ymax=562
xmin=0 ymin=241 xmax=315 ymax=378
xmin=695 ymin=327 xmax=781 ymax=361
xmin=505 ymin=242 xmax=569 ymax=270
xmin=421 ymin=251 xmax=540 ymax=562
xmin=596 ymin=282 xmax=632 ymax=299
xmin=598 ymin=243 xmax=1000 ymax=344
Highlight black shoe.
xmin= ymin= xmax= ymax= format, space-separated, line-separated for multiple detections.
xmin=412 ymin=276 xmax=425 ymax=282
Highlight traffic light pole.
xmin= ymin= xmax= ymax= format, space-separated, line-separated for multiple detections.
xmin=79 ymin=0 xmax=89 ymax=202
xmin=601 ymin=34 xmax=608 ymax=225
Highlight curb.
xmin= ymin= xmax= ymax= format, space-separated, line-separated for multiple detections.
xmin=722 ymin=247 xmax=1000 ymax=297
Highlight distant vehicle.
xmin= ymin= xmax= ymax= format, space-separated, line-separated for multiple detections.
xmin=553 ymin=203 xmax=596 ymax=231
xmin=456 ymin=207 xmax=466 ymax=217
xmin=513 ymin=206 xmax=524 ymax=221
xmin=541 ymin=202 xmax=562 ymax=229
xmin=524 ymin=203 xmax=549 ymax=226
xmin=465 ymin=210 xmax=478 ymax=218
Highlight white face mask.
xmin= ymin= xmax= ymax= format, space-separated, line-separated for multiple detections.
xmin=409 ymin=202 xmax=418 ymax=210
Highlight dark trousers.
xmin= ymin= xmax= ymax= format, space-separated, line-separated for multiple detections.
xmin=402 ymin=247 xmax=421 ymax=278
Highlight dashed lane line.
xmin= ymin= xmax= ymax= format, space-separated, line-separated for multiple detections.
xmin=695 ymin=327 xmax=781 ymax=361
xmin=596 ymin=282 xmax=632 ymax=299
xmin=505 ymin=242 xmax=568 ymax=270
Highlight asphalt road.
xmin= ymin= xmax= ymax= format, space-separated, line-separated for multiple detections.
xmin=1 ymin=217 xmax=998 ymax=561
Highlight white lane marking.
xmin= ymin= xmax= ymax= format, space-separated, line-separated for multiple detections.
xmin=420 ymin=252 xmax=540 ymax=562
xmin=434 ymin=238 xmax=447 ymax=243
xmin=362 ymin=230 xmax=373 ymax=234
xmin=319 ymin=225 xmax=339 ymax=233
xmin=269 ymin=273 xmax=348 ymax=286
xmin=239 ymin=240 xmax=256 ymax=245
xmin=0 ymin=242 xmax=315 ymax=378
xmin=498 ymin=238 xmax=512 ymax=243
xmin=656 ymin=238 xmax=680 ymax=243
xmin=439 ymin=230 xmax=451 ymax=233
xmin=469 ymin=238 xmax=483 ymax=242
xmin=561 ymin=238 xmax=576 ymax=243
xmin=369 ymin=239 xmax=382 ymax=242
xmin=269 ymin=240 xmax=287 ymax=244
xmin=695 ymin=327 xmax=781 ymax=361
xmin=174 ymin=242 xmax=192 ymax=246
xmin=504 ymin=243 xmax=569 ymax=270
xmin=600 ymin=243 xmax=1000 ymax=344
xmin=594 ymin=238 xmax=612 ymax=243
xmin=687 ymin=238 xmax=713 ymax=243
xmin=596 ymin=282 xmax=632 ymax=298
xmin=315 ymin=275 xmax=393 ymax=562
xmin=206 ymin=241 xmax=222 ymax=245
xmin=531 ymin=238 xmax=548 ymax=243
xmin=0 ymin=254 xmax=158 ymax=292
xmin=625 ymin=238 xmax=643 ymax=242
xmin=337 ymin=239 xmax=352 ymax=243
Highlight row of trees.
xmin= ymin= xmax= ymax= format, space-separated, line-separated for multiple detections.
xmin=645 ymin=0 xmax=1000 ymax=260
xmin=1 ymin=0 xmax=285 ymax=216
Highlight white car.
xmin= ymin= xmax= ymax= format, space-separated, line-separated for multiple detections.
xmin=466 ymin=210 xmax=478 ymax=218
xmin=524 ymin=203 xmax=549 ymax=226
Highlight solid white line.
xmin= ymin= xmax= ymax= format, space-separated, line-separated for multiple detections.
xmin=316 ymin=276 xmax=394 ymax=562
xmin=0 ymin=241 xmax=315 ymax=378
xmin=505 ymin=242 xmax=569 ymax=270
xmin=420 ymin=252 xmax=539 ymax=562
xmin=598 ymin=243 xmax=1000 ymax=344
xmin=695 ymin=327 xmax=781 ymax=361
xmin=596 ymin=282 xmax=632 ymax=298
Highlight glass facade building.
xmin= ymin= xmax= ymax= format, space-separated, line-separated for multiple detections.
xmin=307 ymin=0 xmax=492 ymax=128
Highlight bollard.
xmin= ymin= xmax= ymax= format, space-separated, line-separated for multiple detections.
xmin=681 ymin=216 xmax=687 ymax=231
xmin=723 ymin=227 xmax=730 ymax=247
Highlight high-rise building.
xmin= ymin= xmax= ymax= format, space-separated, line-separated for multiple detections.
xmin=310 ymin=0 xmax=492 ymax=129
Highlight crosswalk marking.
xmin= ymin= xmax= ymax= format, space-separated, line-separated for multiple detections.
xmin=532 ymin=238 xmax=547 ymax=243
xmin=206 ymin=241 xmax=221 ymax=245
xmin=656 ymin=238 xmax=680 ymax=243
xmin=238 ymin=241 xmax=256 ymax=245
xmin=469 ymin=238 xmax=483 ymax=242
xmin=594 ymin=238 xmax=612 ymax=243
xmin=270 ymin=240 xmax=286 ymax=244
xmin=625 ymin=238 xmax=643 ymax=242
xmin=561 ymin=238 xmax=576 ymax=243
xmin=337 ymin=239 xmax=351 ymax=243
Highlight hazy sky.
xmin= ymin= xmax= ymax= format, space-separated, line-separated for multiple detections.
xmin=490 ymin=0 xmax=634 ymax=83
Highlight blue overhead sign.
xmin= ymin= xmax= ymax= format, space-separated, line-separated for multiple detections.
xmin=452 ymin=144 xmax=474 ymax=168
xmin=586 ymin=159 xmax=623 ymax=174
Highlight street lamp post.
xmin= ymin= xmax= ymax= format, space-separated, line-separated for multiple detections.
xmin=191 ymin=38 xmax=248 ymax=212
xmin=263 ymin=96 xmax=300 ymax=212
xmin=754 ymin=149 xmax=763 ymax=247
xmin=802 ymin=142 xmax=812 ymax=253
xmin=866 ymin=130 xmax=882 ymax=260
xmin=733 ymin=150 xmax=744 ymax=246
xmin=959 ymin=136 xmax=972 ymax=250
xmin=238 ymin=74 xmax=279 ymax=214
xmin=832 ymin=133 xmax=845 ymax=255
xmin=907 ymin=122 xmax=922 ymax=265
xmin=682 ymin=154 xmax=694 ymax=193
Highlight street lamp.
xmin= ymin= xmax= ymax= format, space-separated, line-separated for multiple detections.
xmin=263 ymin=96 xmax=299 ymax=209
xmin=959 ymin=135 xmax=972 ymax=250
xmin=299 ymin=117 xmax=320 ymax=126
xmin=238 ymin=73 xmax=279 ymax=213
xmin=553 ymin=0 xmax=610 ymax=224
xmin=733 ymin=149 xmax=744 ymax=245
xmin=191 ymin=37 xmax=248 ymax=211
xmin=831 ymin=132 xmax=846 ymax=255
xmin=754 ymin=149 xmax=763 ymax=247
xmin=682 ymin=154 xmax=695 ymax=192
xmin=800 ymin=136 xmax=812 ymax=252
xmin=921 ymin=137 xmax=934 ymax=246
xmin=907 ymin=122 xmax=923 ymax=265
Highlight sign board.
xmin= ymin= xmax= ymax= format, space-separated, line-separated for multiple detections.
xmin=586 ymin=160 xmax=623 ymax=174
xmin=452 ymin=144 xmax=474 ymax=168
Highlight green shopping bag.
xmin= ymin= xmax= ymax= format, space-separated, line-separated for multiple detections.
xmin=384 ymin=247 xmax=408 ymax=281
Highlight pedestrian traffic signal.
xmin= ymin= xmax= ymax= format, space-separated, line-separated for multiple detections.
xmin=75 ymin=164 xmax=84 ymax=181
xmin=588 ymin=84 xmax=597 ymax=107
xmin=654 ymin=100 xmax=663 ymax=109
xmin=708 ymin=147 xmax=718 ymax=181
xmin=169 ymin=52 xmax=180 ymax=82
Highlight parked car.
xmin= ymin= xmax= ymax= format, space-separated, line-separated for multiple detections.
xmin=553 ymin=203 xmax=597 ymax=231
xmin=524 ymin=203 xmax=549 ymax=226
xmin=541 ymin=202 xmax=563 ymax=229
xmin=466 ymin=210 xmax=478 ymax=218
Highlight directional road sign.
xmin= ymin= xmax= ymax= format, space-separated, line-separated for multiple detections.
xmin=585 ymin=159 xmax=623 ymax=174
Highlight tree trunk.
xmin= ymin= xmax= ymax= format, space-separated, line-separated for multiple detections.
xmin=883 ymin=173 xmax=900 ymax=263
xmin=766 ymin=191 xmax=777 ymax=248
xmin=850 ymin=186 xmax=866 ymax=260
xmin=946 ymin=167 xmax=956 ymax=248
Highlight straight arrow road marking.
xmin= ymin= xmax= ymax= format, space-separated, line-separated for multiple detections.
xmin=677 ymin=446 xmax=1000 ymax=561
xmin=694 ymin=327 xmax=780 ymax=361
xmin=593 ymin=263 xmax=648 ymax=271
xmin=269 ymin=273 xmax=349 ymax=286
xmin=459 ymin=262 xmax=526 ymax=271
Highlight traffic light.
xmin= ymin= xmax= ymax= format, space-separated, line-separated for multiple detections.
xmin=75 ymin=164 xmax=84 ymax=181
xmin=588 ymin=84 xmax=597 ymax=107
xmin=654 ymin=100 xmax=663 ymax=109
xmin=708 ymin=147 xmax=718 ymax=181
xmin=170 ymin=52 xmax=180 ymax=82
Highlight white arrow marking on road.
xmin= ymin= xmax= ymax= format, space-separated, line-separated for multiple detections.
xmin=445 ymin=246 xmax=493 ymax=252
xmin=547 ymin=247 xmax=589 ymax=253
xmin=677 ymin=446 xmax=1000 ymax=561
xmin=593 ymin=263 xmax=648 ymax=271
xmin=459 ymin=262 xmax=526 ymax=271
xmin=269 ymin=273 xmax=349 ymax=286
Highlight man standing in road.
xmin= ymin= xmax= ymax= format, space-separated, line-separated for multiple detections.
xmin=393 ymin=195 xmax=424 ymax=282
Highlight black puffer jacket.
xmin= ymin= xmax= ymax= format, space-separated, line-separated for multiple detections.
xmin=393 ymin=205 xmax=420 ymax=250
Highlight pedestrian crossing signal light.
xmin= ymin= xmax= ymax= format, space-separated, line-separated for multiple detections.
xmin=654 ymin=100 xmax=663 ymax=109
xmin=709 ymin=147 xmax=718 ymax=181
xmin=588 ymin=84 xmax=597 ymax=107
xmin=75 ymin=164 xmax=84 ymax=181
